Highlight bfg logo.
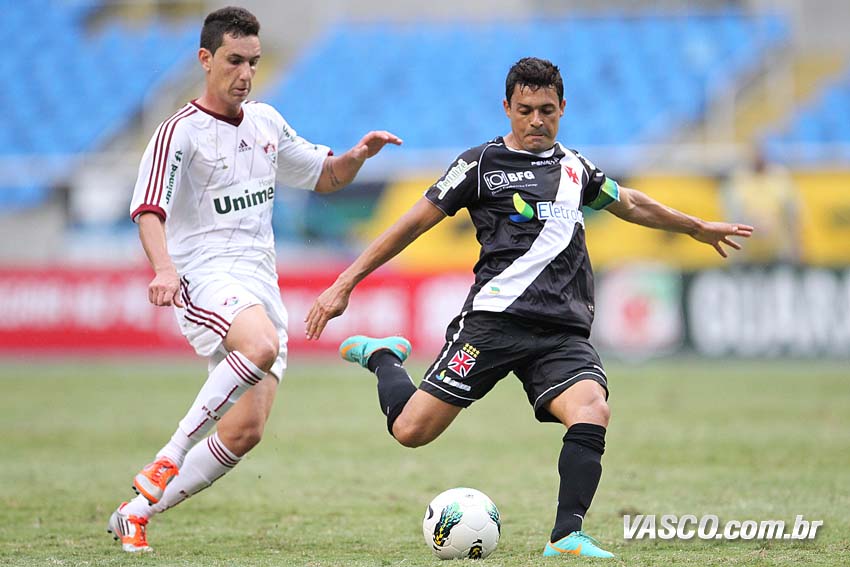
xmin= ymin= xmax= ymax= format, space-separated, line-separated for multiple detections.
xmin=484 ymin=170 xmax=535 ymax=192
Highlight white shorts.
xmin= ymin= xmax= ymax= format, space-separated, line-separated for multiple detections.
xmin=175 ymin=272 xmax=288 ymax=380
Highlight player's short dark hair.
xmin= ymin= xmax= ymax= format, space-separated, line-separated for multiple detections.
xmin=505 ymin=57 xmax=564 ymax=104
xmin=200 ymin=6 xmax=260 ymax=54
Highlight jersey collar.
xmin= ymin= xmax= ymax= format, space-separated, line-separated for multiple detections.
xmin=191 ymin=99 xmax=244 ymax=127
xmin=498 ymin=136 xmax=557 ymax=158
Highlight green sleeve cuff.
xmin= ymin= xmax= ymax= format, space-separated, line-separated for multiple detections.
xmin=587 ymin=178 xmax=620 ymax=210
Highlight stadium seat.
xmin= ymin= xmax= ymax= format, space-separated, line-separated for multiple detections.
xmin=764 ymin=66 xmax=850 ymax=162
xmin=0 ymin=2 xmax=195 ymax=209
xmin=264 ymin=12 xmax=788 ymax=154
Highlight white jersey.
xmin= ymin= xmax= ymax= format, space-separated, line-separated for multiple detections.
xmin=130 ymin=100 xmax=329 ymax=284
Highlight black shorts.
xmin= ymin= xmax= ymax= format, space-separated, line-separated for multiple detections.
xmin=419 ymin=311 xmax=608 ymax=423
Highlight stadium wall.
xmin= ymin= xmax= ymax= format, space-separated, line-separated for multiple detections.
xmin=3 ymin=265 xmax=848 ymax=359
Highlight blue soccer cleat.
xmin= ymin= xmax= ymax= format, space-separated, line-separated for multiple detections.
xmin=543 ymin=531 xmax=615 ymax=558
xmin=339 ymin=335 xmax=412 ymax=369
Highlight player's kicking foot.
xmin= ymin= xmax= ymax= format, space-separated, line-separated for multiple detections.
xmin=107 ymin=502 xmax=152 ymax=553
xmin=543 ymin=531 xmax=615 ymax=558
xmin=339 ymin=335 xmax=411 ymax=368
xmin=133 ymin=456 xmax=179 ymax=504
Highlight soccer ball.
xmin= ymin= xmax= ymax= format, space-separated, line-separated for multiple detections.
xmin=422 ymin=487 xmax=501 ymax=560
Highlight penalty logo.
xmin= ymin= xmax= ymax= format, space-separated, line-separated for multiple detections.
xmin=487 ymin=502 xmax=501 ymax=534
xmin=432 ymin=502 xmax=464 ymax=547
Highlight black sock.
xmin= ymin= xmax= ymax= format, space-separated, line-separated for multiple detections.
xmin=550 ymin=423 xmax=606 ymax=542
xmin=367 ymin=351 xmax=417 ymax=435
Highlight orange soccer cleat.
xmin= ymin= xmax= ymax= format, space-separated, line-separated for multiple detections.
xmin=133 ymin=456 xmax=179 ymax=504
xmin=107 ymin=502 xmax=152 ymax=553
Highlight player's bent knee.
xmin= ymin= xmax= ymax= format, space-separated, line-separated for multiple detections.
xmin=584 ymin=397 xmax=610 ymax=427
xmin=218 ymin=422 xmax=265 ymax=456
xmin=237 ymin=336 xmax=279 ymax=373
xmin=392 ymin=421 xmax=436 ymax=448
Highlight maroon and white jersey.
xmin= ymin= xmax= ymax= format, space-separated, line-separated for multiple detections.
xmin=130 ymin=100 xmax=329 ymax=284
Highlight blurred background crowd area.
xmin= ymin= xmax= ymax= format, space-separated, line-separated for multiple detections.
xmin=2 ymin=0 xmax=849 ymax=359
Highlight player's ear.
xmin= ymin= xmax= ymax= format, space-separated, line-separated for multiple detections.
xmin=559 ymin=99 xmax=566 ymax=116
xmin=503 ymin=99 xmax=510 ymax=117
xmin=198 ymin=48 xmax=213 ymax=72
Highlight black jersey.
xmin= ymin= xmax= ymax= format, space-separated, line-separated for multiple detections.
xmin=424 ymin=136 xmax=619 ymax=336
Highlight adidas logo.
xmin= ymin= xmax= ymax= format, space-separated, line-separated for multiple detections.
xmin=238 ymin=139 xmax=251 ymax=152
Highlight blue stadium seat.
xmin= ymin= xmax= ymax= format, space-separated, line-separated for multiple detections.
xmin=0 ymin=2 xmax=195 ymax=209
xmin=764 ymin=66 xmax=850 ymax=159
xmin=264 ymin=12 xmax=787 ymax=155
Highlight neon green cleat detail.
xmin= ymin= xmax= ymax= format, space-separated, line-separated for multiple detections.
xmin=543 ymin=531 xmax=615 ymax=558
xmin=339 ymin=335 xmax=411 ymax=368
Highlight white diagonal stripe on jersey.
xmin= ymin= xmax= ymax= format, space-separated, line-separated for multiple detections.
xmin=472 ymin=152 xmax=584 ymax=312
xmin=144 ymin=104 xmax=193 ymax=206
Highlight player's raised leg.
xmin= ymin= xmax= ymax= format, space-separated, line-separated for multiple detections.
xmin=340 ymin=335 xmax=461 ymax=447
xmin=542 ymin=380 xmax=614 ymax=558
xmin=131 ymin=305 xmax=277 ymax=504
xmin=146 ymin=374 xmax=278 ymax=515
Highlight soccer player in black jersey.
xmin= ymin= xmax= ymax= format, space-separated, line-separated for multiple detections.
xmin=305 ymin=57 xmax=753 ymax=558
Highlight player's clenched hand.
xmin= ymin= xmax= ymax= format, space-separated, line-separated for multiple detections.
xmin=350 ymin=131 xmax=403 ymax=162
xmin=305 ymin=282 xmax=352 ymax=340
xmin=148 ymin=268 xmax=184 ymax=307
xmin=690 ymin=221 xmax=754 ymax=258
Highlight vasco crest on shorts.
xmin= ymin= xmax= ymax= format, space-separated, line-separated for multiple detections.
xmin=447 ymin=343 xmax=479 ymax=377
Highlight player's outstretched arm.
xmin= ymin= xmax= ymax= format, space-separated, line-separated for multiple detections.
xmin=137 ymin=213 xmax=184 ymax=307
xmin=606 ymin=186 xmax=754 ymax=258
xmin=305 ymin=197 xmax=445 ymax=339
xmin=314 ymin=130 xmax=403 ymax=193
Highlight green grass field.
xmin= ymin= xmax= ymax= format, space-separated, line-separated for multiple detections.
xmin=0 ymin=357 xmax=847 ymax=566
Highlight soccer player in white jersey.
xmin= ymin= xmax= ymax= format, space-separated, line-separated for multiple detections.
xmin=107 ymin=6 xmax=402 ymax=552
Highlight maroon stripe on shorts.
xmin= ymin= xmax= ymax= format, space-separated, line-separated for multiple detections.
xmin=184 ymin=313 xmax=226 ymax=339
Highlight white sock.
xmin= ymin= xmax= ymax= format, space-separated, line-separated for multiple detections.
xmin=128 ymin=432 xmax=241 ymax=519
xmin=121 ymin=494 xmax=155 ymax=519
xmin=157 ymin=351 xmax=264 ymax=466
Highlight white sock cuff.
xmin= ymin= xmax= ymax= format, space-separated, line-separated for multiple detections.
xmin=207 ymin=432 xmax=240 ymax=468
xmin=226 ymin=351 xmax=265 ymax=385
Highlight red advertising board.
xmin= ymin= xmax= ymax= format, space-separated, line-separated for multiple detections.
xmin=0 ymin=267 xmax=473 ymax=357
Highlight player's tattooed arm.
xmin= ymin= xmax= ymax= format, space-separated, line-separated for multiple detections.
xmin=607 ymin=186 xmax=754 ymax=258
xmin=315 ymin=131 xmax=402 ymax=193
xmin=322 ymin=159 xmax=343 ymax=189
